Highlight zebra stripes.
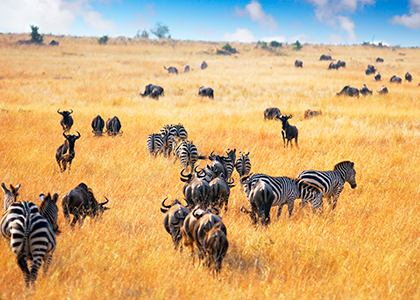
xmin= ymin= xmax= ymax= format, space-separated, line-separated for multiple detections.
xmin=235 ymin=152 xmax=251 ymax=177
xmin=173 ymin=139 xmax=199 ymax=173
xmin=297 ymin=161 xmax=357 ymax=210
xmin=1 ymin=182 xmax=21 ymax=211
xmin=242 ymin=174 xmax=323 ymax=218
xmin=158 ymin=124 xmax=188 ymax=157
xmin=1 ymin=200 xmax=57 ymax=287
xmin=147 ymin=133 xmax=165 ymax=157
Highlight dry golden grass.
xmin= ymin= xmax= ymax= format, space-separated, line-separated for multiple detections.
xmin=0 ymin=34 xmax=419 ymax=299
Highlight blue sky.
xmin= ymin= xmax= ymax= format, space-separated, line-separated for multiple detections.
xmin=0 ymin=0 xmax=419 ymax=47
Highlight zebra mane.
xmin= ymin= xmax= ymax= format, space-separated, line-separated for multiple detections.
xmin=334 ymin=161 xmax=354 ymax=170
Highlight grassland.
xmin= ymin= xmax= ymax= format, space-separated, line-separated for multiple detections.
xmin=0 ymin=34 xmax=419 ymax=299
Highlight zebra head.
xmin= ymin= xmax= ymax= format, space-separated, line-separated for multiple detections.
xmin=39 ymin=193 xmax=60 ymax=234
xmin=335 ymin=161 xmax=357 ymax=189
xmin=1 ymin=182 xmax=21 ymax=211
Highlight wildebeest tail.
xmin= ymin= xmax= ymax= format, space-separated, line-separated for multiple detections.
xmin=197 ymin=155 xmax=207 ymax=160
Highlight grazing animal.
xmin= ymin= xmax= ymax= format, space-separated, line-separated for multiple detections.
xmin=184 ymin=65 xmax=190 ymax=73
xmin=297 ymin=161 xmax=357 ymax=210
xmin=49 ymin=40 xmax=59 ymax=46
xmin=56 ymin=131 xmax=81 ymax=172
xmin=336 ymin=85 xmax=359 ymax=97
xmin=198 ymin=86 xmax=214 ymax=99
xmin=181 ymin=206 xmax=207 ymax=259
xmin=376 ymin=57 xmax=384 ymax=63
xmin=106 ymin=116 xmax=122 ymax=136
xmin=202 ymin=223 xmax=229 ymax=274
xmin=375 ymin=72 xmax=381 ymax=81
xmin=140 ymin=84 xmax=164 ymax=99
xmin=365 ymin=65 xmax=376 ymax=75
xmin=337 ymin=60 xmax=346 ymax=68
xmin=61 ymin=183 xmax=110 ymax=227
xmin=161 ymin=198 xmax=190 ymax=250
xmin=57 ymin=109 xmax=73 ymax=131
xmin=240 ymin=179 xmax=274 ymax=225
xmin=181 ymin=168 xmax=211 ymax=208
xmin=360 ymin=84 xmax=373 ymax=96
xmin=201 ymin=61 xmax=208 ymax=69
xmin=378 ymin=85 xmax=389 ymax=94
xmin=209 ymin=173 xmax=234 ymax=211
xmin=304 ymin=109 xmax=322 ymax=119
xmin=208 ymin=149 xmax=236 ymax=180
xmin=320 ymin=54 xmax=332 ymax=61
xmin=390 ymin=75 xmax=402 ymax=83
xmin=264 ymin=107 xmax=281 ymax=120
xmin=241 ymin=174 xmax=323 ymax=218
xmin=1 ymin=199 xmax=57 ymax=287
xmin=235 ymin=151 xmax=251 ymax=178
xmin=173 ymin=138 xmax=205 ymax=173
xmin=294 ymin=60 xmax=303 ymax=68
xmin=405 ymin=72 xmax=412 ymax=82
xmin=91 ymin=115 xmax=105 ymax=136
xmin=147 ymin=133 xmax=165 ymax=157
xmin=1 ymin=182 xmax=21 ymax=210
xmin=277 ymin=114 xmax=299 ymax=148
xmin=164 ymin=66 xmax=178 ymax=74
xmin=328 ymin=62 xmax=339 ymax=70
xmin=160 ymin=124 xmax=188 ymax=157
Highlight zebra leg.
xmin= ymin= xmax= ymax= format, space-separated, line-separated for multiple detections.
xmin=43 ymin=252 xmax=53 ymax=274
xmin=277 ymin=204 xmax=284 ymax=218
xmin=332 ymin=188 xmax=343 ymax=210
xmin=30 ymin=256 xmax=43 ymax=285
xmin=287 ymin=200 xmax=295 ymax=218
xmin=17 ymin=253 xmax=30 ymax=287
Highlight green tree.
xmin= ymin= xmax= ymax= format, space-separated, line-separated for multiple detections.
xmin=270 ymin=40 xmax=282 ymax=48
xmin=292 ymin=40 xmax=302 ymax=51
xmin=136 ymin=29 xmax=149 ymax=38
xmin=222 ymin=43 xmax=238 ymax=54
xmin=29 ymin=25 xmax=43 ymax=44
xmin=151 ymin=22 xmax=170 ymax=38
xmin=98 ymin=35 xmax=109 ymax=45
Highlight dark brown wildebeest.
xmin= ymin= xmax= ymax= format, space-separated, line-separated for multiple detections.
xmin=365 ymin=65 xmax=376 ymax=75
xmin=181 ymin=167 xmax=211 ymax=208
xmin=376 ymin=57 xmax=384 ymax=63
xmin=360 ymin=84 xmax=373 ymax=96
xmin=201 ymin=61 xmax=208 ymax=69
xmin=198 ymin=86 xmax=214 ymax=99
xmin=336 ymin=85 xmax=360 ymax=97
xmin=57 ymin=109 xmax=73 ymax=131
xmin=209 ymin=173 xmax=234 ymax=212
xmin=202 ymin=222 xmax=229 ymax=274
xmin=320 ymin=54 xmax=332 ymax=61
xmin=304 ymin=109 xmax=322 ymax=119
xmin=264 ymin=107 xmax=281 ymax=120
xmin=328 ymin=62 xmax=339 ymax=70
xmin=161 ymin=198 xmax=190 ymax=250
xmin=1 ymin=182 xmax=21 ymax=210
xmin=337 ymin=60 xmax=346 ymax=68
xmin=405 ymin=72 xmax=412 ymax=82
xmin=184 ymin=65 xmax=190 ymax=73
xmin=164 ymin=66 xmax=178 ymax=74
xmin=140 ymin=84 xmax=164 ymax=99
xmin=390 ymin=75 xmax=402 ymax=83
xmin=106 ymin=116 xmax=122 ymax=136
xmin=276 ymin=114 xmax=299 ymax=148
xmin=294 ymin=60 xmax=303 ymax=68
xmin=378 ymin=86 xmax=389 ymax=94
xmin=375 ymin=72 xmax=381 ymax=81
xmin=181 ymin=206 xmax=207 ymax=260
xmin=49 ymin=40 xmax=59 ymax=46
xmin=61 ymin=183 xmax=110 ymax=227
xmin=56 ymin=131 xmax=81 ymax=172
xmin=91 ymin=115 xmax=105 ymax=136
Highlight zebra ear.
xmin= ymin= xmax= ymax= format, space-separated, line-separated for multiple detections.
xmin=53 ymin=193 xmax=59 ymax=203
xmin=1 ymin=182 xmax=8 ymax=193
xmin=39 ymin=193 xmax=46 ymax=201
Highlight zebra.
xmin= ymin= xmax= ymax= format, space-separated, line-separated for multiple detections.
xmin=1 ymin=182 xmax=21 ymax=210
xmin=297 ymin=161 xmax=357 ymax=210
xmin=173 ymin=139 xmax=200 ymax=173
xmin=208 ymin=149 xmax=236 ymax=180
xmin=39 ymin=193 xmax=60 ymax=234
xmin=1 ymin=197 xmax=57 ymax=287
xmin=147 ymin=133 xmax=165 ymax=157
xmin=235 ymin=152 xmax=251 ymax=178
xmin=241 ymin=173 xmax=323 ymax=219
xmin=159 ymin=124 xmax=188 ymax=157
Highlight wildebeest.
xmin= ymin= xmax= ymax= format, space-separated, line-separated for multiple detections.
xmin=181 ymin=168 xmax=211 ymax=208
xmin=320 ymin=54 xmax=332 ymax=61
xmin=91 ymin=115 xmax=105 ymax=136
xmin=181 ymin=206 xmax=206 ymax=260
xmin=49 ymin=40 xmax=59 ymax=46
xmin=198 ymin=86 xmax=214 ymax=99
xmin=202 ymin=222 xmax=229 ymax=274
xmin=161 ymin=198 xmax=190 ymax=250
xmin=57 ymin=109 xmax=73 ymax=131
xmin=201 ymin=61 xmax=208 ymax=69
xmin=140 ymin=84 xmax=164 ymax=99
xmin=365 ymin=65 xmax=376 ymax=75
xmin=56 ymin=131 xmax=81 ymax=172
xmin=328 ymin=62 xmax=339 ymax=70
xmin=294 ymin=60 xmax=303 ymax=68
xmin=405 ymin=72 xmax=412 ymax=82
xmin=209 ymin=173 xmax=234 ymax=212
xmin=164 ymin=66 xmax=178 ymax=74
xmin=277 ymin=114 xmax=298 ymax=148
xmin=61 ymin=183 xmax=110 ymax=227
xmin=337 ymin=60 xmax=346 ymax=68
xmin=240 ymin=179 xmax=274 ymax=226
xmin=304 ymin=109 xmax=322 ymax=119
xmin=184 ymin=65 xmax=190 ymax=73
xmin=337 ymin=85 xmax=360 ymax=97
xmin=376 ymin=57 xmax=384 ymax=63
xmin=390 ymin=75 xmax=402 ymax=83
xmin=264 ymin=107 xmax=281 ymax=120
xmin=106 ymin=116 xmax=122 ymax=136
xmin=378 ymin=86 xmax=389 ymax=94
xmin=375 ymin=72 xmax=381 ymax=81
xmin=360 ymin=84 xmax=373 ymax=96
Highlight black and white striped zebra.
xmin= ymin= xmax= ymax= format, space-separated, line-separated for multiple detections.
xmin=297 ymin=161 xmax=357 ymax=210
xmin=241 ymin=173 xmax=323 ymax=218
xmin=1 ymin=197 xmax=57 ymax=287
xmin=159 ymin=124 xmax=188 ymax=157
xmin=173 ymin=139 xmax=200 ymax=173
xmin=147 ymin=133 xmax=165 ymax=157
xmin=235 ymin=152 xmax=251 ymax=177
xmin=1 ymin=182 xmax=21 ymax=210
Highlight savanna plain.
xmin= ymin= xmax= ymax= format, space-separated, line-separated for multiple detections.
xmin=0 ymin=34 xmax=419 ymax=299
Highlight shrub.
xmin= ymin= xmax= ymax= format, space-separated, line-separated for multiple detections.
xmin=98 ymin=35 xmax=109 ymax=45
xmin=29 ymin=25 xmax=43 ymax=44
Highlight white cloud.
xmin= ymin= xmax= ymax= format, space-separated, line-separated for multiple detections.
xmin=329 ymin=33 xmax=345 ymax=44
xmin=236 ymin=1 xmax=278 ymax=31
xmin=289 ymin=34 xmax=311 ymax=43
xmin=260 ymin=36 xmax=286 ymax=43
xmin=337 ymin=15 xmax=357 ymax=42
xmin=0 ymin=0 xmax=116 ymax=35
xmin=390 ymin=0 xmax=420 ymax=29
xmin=222 ymin=28 xmax=257 ymax=43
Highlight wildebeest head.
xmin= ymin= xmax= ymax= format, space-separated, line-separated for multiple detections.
xmin=57 ymin=108 xmax=74 ymax=131
xmin=277 ymin=114 xmax=292 ymax=128
xmin=63 ymin=130 xmax=81 ymax=147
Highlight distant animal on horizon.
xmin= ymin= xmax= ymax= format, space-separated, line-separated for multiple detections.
xmin=264 ymin=107 xmax=281 ymax=120
xmin=106 ymin=116 xmax=122 ymax=136
xmin=49 ymin=40 xmax=59 ymax=46
xmin=91 ymin=115 xmax=105 ymax=136
xmin=390 ymin=75 xmax=402 ymax=83
xmin=360 ymin=84 xmax=373 ymax=96
xmin=140 ymin=84 xmax=164 ymax=99
xmin=320 ymin=54 xmax=332 ymax=61
xmin=164 ymin=66 xmax=178 ymax=74
xmin=376 ymin=57 xmax=384 ymax=63
xmin=198 ymin=86 xmax=214 ymax=99
xmin=375 ymin=72 xmax=381 ymax=81
xmin=378 ymin=86 xmax=389 ymax=94
xmin=57 ymin=109 xmax=73 ymax=131
xmin=294 ymin=60 xmax=303 ymax=68
xmin=304 ymin=109 xmax=322 ymax=119
xmin=201 ymin=61 xmax=208 ymax=69
xmin=184 ymin=65 xmax=190 ymax=73
xmin=405 ymin=72 xmax=412 ymax=82
xmin=365 ymin=65 xmax=376 ymax=75
xmin=56 ymin=131 xmax=81 ymax=172
xmin=337 ymin=85 xmax=359 ymax=97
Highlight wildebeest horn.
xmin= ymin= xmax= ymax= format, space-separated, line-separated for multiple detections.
xmin=180 ymin=169 xmax=192 ymax=182
xmin=62 ymin=130 xmax=68 ymax=138
xmin=69 ymin=109 xmax=73 ymax=114
xmin=209 ymin=151 xmax=215 ymax=160
xmin=100 ymin=196 xmax=109 ymax=206
xmin=161 ymin=198 xmax=171 ymax=209
xmin=288 ymin=114 xmax=292 ymax=119
xmin=76 ymin=131 xmax=81 ymax=139
xmin=227 ymin=177 xmax=235 ymax=185
xmin=240 ymin=205 xmax=250 ymax=214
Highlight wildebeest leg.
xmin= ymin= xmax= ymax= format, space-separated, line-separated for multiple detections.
xmin=70 ymin=215 xmax=79 ymax=228
xmin=282 ymin=131 xmax=286 ymax=148
xmin=250 ymin=203 xmax=258 ymax=224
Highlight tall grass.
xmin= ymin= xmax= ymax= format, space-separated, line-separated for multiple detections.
xmin=0 ymin=35 xmax=419 ymax=299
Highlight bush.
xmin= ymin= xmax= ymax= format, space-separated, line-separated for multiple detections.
xmin=29 ymin=25 xmax=43 ymax=44
xmin=98 ymin=35 xmax=109 ymax=45
xmin=270 ymin=41 xmax=282 ymax=48
xmin=292 ymin=40 xmax=302 ymax=51
xmin=222 ymin=43 xmax=238 ymax=54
